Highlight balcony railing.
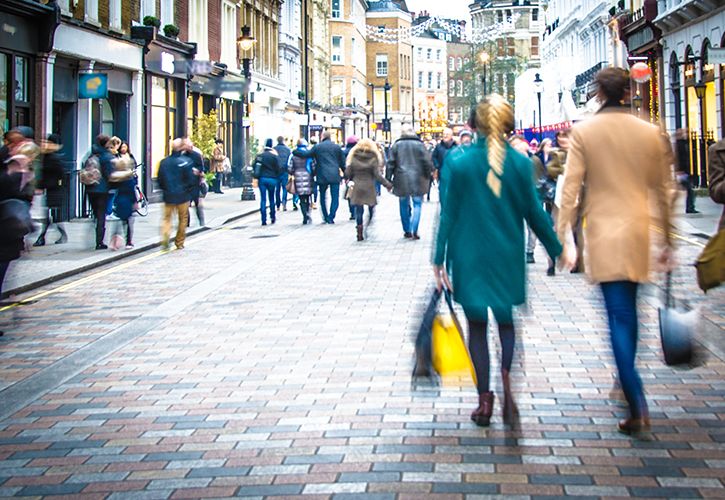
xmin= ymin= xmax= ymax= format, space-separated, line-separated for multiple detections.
xmin=618 ymin=0 xmax=658 ymax=30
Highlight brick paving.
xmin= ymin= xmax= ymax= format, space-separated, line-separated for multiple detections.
xmin=0 ymin=192 xmax=723 ymax=499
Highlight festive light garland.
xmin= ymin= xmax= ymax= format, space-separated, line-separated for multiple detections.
xmin=365 ymin=14 xmax=520 ymax=44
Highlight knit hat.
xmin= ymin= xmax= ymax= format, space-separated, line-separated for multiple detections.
xmin=264 ymin=138 xmax=274 ymax=149
xmin=346 ymin=135 xmax=359 ymax=146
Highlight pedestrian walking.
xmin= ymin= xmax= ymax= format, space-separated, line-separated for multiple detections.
xmin=457 ymin=129 xmax=473 ymax=148
xmin=210 ymin=139 xmax=226 ymax=194
xmin=274 ymin=136 xmax=292 ymax=211
xmin=557 ymin=67 xmax=674 ymax=437
xmin=108 ymin=149 xmax=137 ymax=250
xmin=675 ymin=128 xmax=699 ymax=214
xmin=33 ymin=134 xmax=68 ymax=246
xmin=184 ymin=139 xmax=206 ymax=227
xmin=158 ymin=138 xmax=195 ymax=250
xmin=432 ymin=128 xmax=456 ymax=184
xmin=709 ymin=138 xmax=725 ymax=231
xmin=386 ymin=127 xmax=434 ymax=240
xmin=85 ymin=135 xmax=114 ymax=249
xmin=433 ymin=94 xmax=562 ymax=427
xmin=345 ymin=138 xmax=392 ymax=241
xmin=288 ymin=139 xmax=315 ymax=225
xmin=531 ymin=137 xmax=564 ymax=275
xmin=509 ymin=134 xmax=540 ymax=264
xmin=0 ymin=138 xmax=38 ymax=301
xmin=292 ymin=130 xmax=345 ymax=224
xmin=253 ymin=138 xmax=281 ymax=226
xmin=342 ymin=135 xmax=359 ymax=220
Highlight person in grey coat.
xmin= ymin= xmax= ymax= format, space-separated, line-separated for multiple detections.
xmin=386 ymin=127 xmax=434 ymax=240
xmin=288 ymin=139 xmax=315 ymax=225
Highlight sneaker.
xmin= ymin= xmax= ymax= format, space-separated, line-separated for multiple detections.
xmin=404 ymin=232 xmax=413 ymax=239
xmin=96 ymin=243 xmax=108 ymax=250
xmin=685 ymin=209 xmax=700 ymax=214
xmin=125 ymin=244 xmax=135 ymax=250
xmin=106 ymin=214 xmax=119 ymax=221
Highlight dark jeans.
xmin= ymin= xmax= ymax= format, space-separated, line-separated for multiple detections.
xmin=258 ymin=177 xmax=278 ymax=224
xmin=600 ymin=281 xmax=647 ymax=418
xmin=0 ymin=260 xmax=9 ymax=297
xmin=214 ymin=172 xmax=223 ymax=193
xmin=353 ymin=205 xmax=374 ymax=225
xmin=680 ymin=174 xmax=696 ymax=212
xmin=318 ymin=183 xmax=340 ymax=223
xmin=88 ymin=192 xmax=108 ymax=246
xmin=276 ymin=173 xmax=289 ymax=208
xmin=299 ymin=194 xmax=311 ymax=223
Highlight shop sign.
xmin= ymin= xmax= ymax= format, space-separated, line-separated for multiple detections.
xmin=710 ymin=48 xmax=725 ymax=66
xmin=79 ymin=73 xmax=108 ymax=99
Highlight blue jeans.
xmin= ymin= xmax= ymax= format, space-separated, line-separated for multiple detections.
xmin=399 ymin=196 xmax=423 ymax=234
xmin=318 ymin=183 xmax=340 ymax=223
xmin=258 ymin=177 xmax=278 ymax=224
xmin=353 ymin=205 xmax=374 ymax=225
xmin=600 ymin=281 xmax=647 ymax=418
xmin=276 ymin=173 xmax=288 ymax=208
xmin=0 ymin=260 xmax=9 ymax=297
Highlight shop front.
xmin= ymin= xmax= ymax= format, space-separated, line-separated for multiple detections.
xmin=0 ymin=0 xmax=59 ymax=137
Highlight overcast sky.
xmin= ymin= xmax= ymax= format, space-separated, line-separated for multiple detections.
xmin=406 ymin=0 xmax=472 ymax=22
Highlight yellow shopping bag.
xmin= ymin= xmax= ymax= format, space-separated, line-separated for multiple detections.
xmin=431 ymin=290 xmax=477 ymax=386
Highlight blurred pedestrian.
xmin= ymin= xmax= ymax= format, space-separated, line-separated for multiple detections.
xmin=458 ymin=129 xmax=473 ymax=148
xmin=433 ymin=95 xmax=562 ymax=427
xmin=253 ymin=138 xmax=281 ymax=226
xmin=184 ymin=138 xmax=205 ymax=227
xmin=105 ymin=136 xmax=122 ymax=219
xmin=342 ymin=135 xmax=359 ymax=220
xmin=708 ymin=138 xmax=725 ymax=230
xmin=274 ymin=136 xmax=292 ymax=211
xmin=108 ymin=149 xmax=137 ymax=250
xmin=345 ymin=138 xmax=392 ymax=241
xmin=292 ymin=130 xmax=345 ymax=224
xmin=309 ymin=136 xmax=319 ymax=208
xmin=158 ymin=138 xmax=195 ymax=250
xmin=288 ymin=139 xmax=315 ymax=224
xmin=210 ymin=139 xmax=226 ymax=194
xmin=86 ymin=135 xmax=114 ymax=250
xmin=532 ymin=137 xmax=564 ymax=275
xmin=675 ymin=128 xmax=698 ymax=214
xmin=386 ymin=127 xmax=433 ymax=240
xmin=557 ymin=67 xmax=674 ymax=437
xmin=432 ymin=128 xmax=456 ymax=185
xmin=34 ymin=134 xmax=68 ymax=246
xmin=510 ymin=134 xmax=540 ymax=264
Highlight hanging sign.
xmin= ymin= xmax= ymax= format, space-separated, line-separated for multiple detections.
xmin=79 ymin=73 xmax=108 ymax=99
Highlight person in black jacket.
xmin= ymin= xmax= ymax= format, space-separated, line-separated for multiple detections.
xmin=432 ymin=128 xmax=456 ymax=182
xmin=274 ymin=136 xmax=292 ymax=211
xmin=253 ymin=138 xmax=281 ymax=226
xmin=292 ymin=130 xmax=345 ymax=223
xmin=158 ymin=139 xmax=195 ymax=250
xmin=87 ymin=135 xmax=114 ymax=249
xmin=675 ymin=128 xmax=698 ymax=214
xmin=34 ymin=134 xmax=68 ymax=246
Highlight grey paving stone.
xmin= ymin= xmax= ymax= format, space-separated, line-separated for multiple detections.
xmin=146 ymin=478 xmax=212 ymax=490
xmin=283 ymin=454 xmax=344 ymax=464
xmin=87 ymin=454 xmax=148 ymax=464
xmin=619 ymin=466 xmax=684 ymax=477
xmin=18 ymin=483 xmax=86 ymax=496
xmin=530 ymin=474 xmax=593 ymax=485
xmin=108 ymin=490 xmax=175 ymax=500
xmin=338 ymin=472 xmax=401 ymax=482
xmin=143 ymin=452 xmax=204 ymax=462
xmin=48 ymin=439 xmax=107 ymax=449
xmin=165 ymin=459 xmax=226 ymax=469
xmin=332 ymin=494 xmax=396 ymax=500
xmin=432 ymin=482 xmax=498 ymax=494
xmin=462 ymin=454 xmax=522 ymax=464
xmin=629 ymin=487 xmax=702 ymax=498
xmin=372 ymin=462 xmax=434 ymax=472
xmin=235 ymin=484 xmax=303 ymax=497
xmin=185 ymin=466 xmax=251 ymax=477
xmin=375 ymin=444 xmax=432 ymax=453
xmin=66 ymin=472 xmax=130 ymax=483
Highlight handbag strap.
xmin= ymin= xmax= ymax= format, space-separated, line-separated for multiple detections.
xmin=664 ymin=271 xmax=673 ymax=308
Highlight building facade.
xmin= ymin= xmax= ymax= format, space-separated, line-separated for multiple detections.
xmin=412 ymin=27 xmax=448 ymax=137
xmin=279 ymin=0 xmax=303 ymax=140
xmin=366 ymin=0 xmax=414 ymax=142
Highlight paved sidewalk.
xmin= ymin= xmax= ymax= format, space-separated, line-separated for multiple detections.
xmin=0 ymin=192 xmax=723 ymax=499
xmin=4 ymin=189 xmax=263 ymax=297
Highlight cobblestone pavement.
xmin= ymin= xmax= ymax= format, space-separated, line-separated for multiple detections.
xmin=0 ymin=193 xmax=723 ymax=499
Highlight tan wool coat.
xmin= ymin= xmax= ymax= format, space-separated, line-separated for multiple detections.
xmin=708 ymin=139 xmax=725 ymax=231
xmin=557 ymin=107 xmax=673 ymax=284
xmin=210 ymin=145 xmax=225 ymax=173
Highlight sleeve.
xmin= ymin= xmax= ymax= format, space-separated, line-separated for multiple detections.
xmin=287 ymin=154 xmax=295 ymax=174
xmin=385 ymin=145 xmax=397 ymax=181
xmin=709 ymin=142 xmax=725 ymax=204
xmin=653 ymin=132 xmax=674 ymax=247
xmin=421 ymin=147 xmax=434 ymax=178
xmin=157 ymin=164 xmax=167 ymax=191
xmin=293 ymin=146 xmax=314 ymax=159
xmin=556 ymin=128 xmax=586 ymax=250
xmin=433 ymin=161 xmax=460 ymax=266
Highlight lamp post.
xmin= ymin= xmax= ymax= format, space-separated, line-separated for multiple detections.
xmin=368 ymin=82 xmax=375 ymax=140
xmin=533 ymin=72 xmax=544 ymax=142
xmin=237 ymin=25 xmax=256 ymax=201
xmin=632 ymin=92 xmax=642 ymax=114
xmin=383 ymin=79 xmax=391 ymax=143
xmin=694 ymin=80 xmax=707 ymax=187
xmin=479 ymin=51 xmax=490 ymax=99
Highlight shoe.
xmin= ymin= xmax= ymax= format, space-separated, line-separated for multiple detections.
xmin=293 ymin=205 xmax=299 ymax=211
xmin=470 ymin=391 xmax=495 ymax=427
xmin=547 ymin=266 xmax=555 ymax=276
xmin=526 ymin=252 xmax=535 ymax=264
xmin=283 ymin=206 xmax=288 ymax=211
xmin=328 ymin=219 xmax=335 ymax=224
xmin=501 ymin=369 xmax=519 ymax=427
xmin=356 ymin=224 xmax=364 ymax=242
xmin=570 ymin=266 xmax=581 ymax=274
xmin=262 ymin=222 xmax=267 ymax=226
xmin=271 ymin=219 xmax=276 ymax=225
xmin=617 ymin=417 xmax=651 ymax=437
xmin=125 ymin=244 xmax=134 ymax=250
xmin=311 ymin=202 xmax=317 ymax=209
xmin=175 ymin=244 xmax=184 ymax=250
xmin=96 ymin=243 xmax=108 ymax=250
xmin=685 ymin=209 xmax=700 ymax=214
xmin=412 ymin=233 xmax=420 ymax=240
xmin=33 ymin=236 xmax=45 ymax=247
xmin=349 ymin=215 xmax=355 ymax=221
xmin=106 ymin=214 xmax=119 ymax=221
xmin=404 ymin=232 xmax=413 ymax=239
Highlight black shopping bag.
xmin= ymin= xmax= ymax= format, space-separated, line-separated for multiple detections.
xmin=412 ymin=288 xmax=441 ymax=379
xmin=658 ymin=272 xmax=701 ymax=367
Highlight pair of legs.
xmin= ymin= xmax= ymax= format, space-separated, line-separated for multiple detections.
xmin=399 ymin=195 xmax=423 ymax=237
xmin=0 ymin=260 xmax=10 ymax=298
xmin=161 ymin=203 xmax=188 ymax=249
xmin=276 ymin=173 xmax=289 ymax=210
xmin=88 ymin=192 xmax=108 ymax=248
xmin=258 ymin=177 xmax=278 ymax=225
xmin=298 ymin=195 xmax=311 ymax=224
xmin=600 ymin=281 xmax=647 ymax=422
xmin=111 ymin=218 xmax=133 ymax=247
xmin=213 ymin=172 xmax=224 ymax=193
xmin=318 ymin=183 xmax=340 ymax=223
xmin=35 ymin=206 xmax=67 ymax=246
xmin=187 ymin=197 xmax=205 ymax=227
xmin=353 ymin=205 xmax=374 ymax=241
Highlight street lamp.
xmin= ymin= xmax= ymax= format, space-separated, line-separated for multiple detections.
xmin=694 ymin=80 xmax=707 ymax=187
xmin=368 ymin=82 xmax=375 ymax=139
xmin=383 ymin=80 xmax=392 ymax=143
xmin=237 ymin=25 xmax=256 ymax=201
xmin=479 ymin=52 xmax=490 ymax=98
xmin=533 ymin=73 xmax=544 ymax=142
xmin=632 ymin=92 xmax=642 ymax=113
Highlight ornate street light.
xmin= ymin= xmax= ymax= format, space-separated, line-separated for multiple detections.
xmin=632 ymin=92 xmax=642 ymax=112
xmin=694 ymin=80 xmax=707 ymax=187
xmin=479 ymin=52 xmax=490 ymax=98
xmin=237 ymin=25 xmax=256 ymax=201
xmin=533 ymin=73 xmax=544 ymax=141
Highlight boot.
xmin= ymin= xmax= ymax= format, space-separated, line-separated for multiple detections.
xmin=33 ymin=235 xmax=46 ymax=247
xmin=470 ymin=391 xmax=494 ymax=427
xmin=55 ymin=225 xmax=68 ymax=244
xmin=501 ymin=369 xmax=519 ymax=426
xmin=356 ymin=224 xmax=364 ymax=241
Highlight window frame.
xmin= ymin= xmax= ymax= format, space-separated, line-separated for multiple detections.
xmin=375 ymin=54 xmax=388 ymax=77
xmin=331 ymin=36 xmax=344 ymax=64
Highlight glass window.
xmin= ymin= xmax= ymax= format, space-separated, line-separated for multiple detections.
xmin=449 ymin=57 xmax=454 ymax=70
xmin=457 ymin=80 xmax=463 ymax=95
xmin=150 ymin=77 xmax=177 ymax=179
xmin=418 ymin=47 xmax=423 ymax=59
xmin=331 ymin=0 xmax=340 ymax=18
xmin=14 ymin=57 xmax=28 ymax=102
xmin=449 ymin=79 xmax=454 ymax=96
xmin=376 ymin=54 xmax=387 ymax=77
xmin=417 ymin=71 xmax=423 ymax=88
xmin=332 ymin=36 xmax=343 ymax=63
xmin=437 ymin=73 xmax=442 ymax=90
xmin=426 ymin=48 xmax=432 ymax=60
xmin=457 ymin=57 xmax=462 ymax=70
xmin=436 ymin=49 xmax=441 ymax=61
xmin=532 ymin=8 xmax=539 ymax=21
xmin=101 ymin=99 xmax=114 ymax=137
xmin=427 ymin=72 xmax=432 ymax=89
xmin=497 ymin=10 xmax=503 ymax=23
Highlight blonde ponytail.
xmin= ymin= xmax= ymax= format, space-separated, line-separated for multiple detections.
xmin=475 ymin=94 xmax=514 ymax=197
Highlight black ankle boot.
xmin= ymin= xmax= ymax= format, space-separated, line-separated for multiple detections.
xmin=33 ymin=236 xmax=46 ymax=247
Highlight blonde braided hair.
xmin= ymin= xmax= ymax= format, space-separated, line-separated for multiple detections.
xmin=475 ymin=94 xmax=514 ymax=197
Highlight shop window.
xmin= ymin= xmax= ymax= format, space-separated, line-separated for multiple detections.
xmin=14 ymin=57 xmax=28 ymax=103
xmin=101 ymin=99 xmax=114 ymax=137
xmin=150 ymin=77 xmax=178 ymax=179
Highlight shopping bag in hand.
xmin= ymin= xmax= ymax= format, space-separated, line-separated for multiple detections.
xmin=432 ymin=289 xmax=477 ymax=386
xmin=658 ymin=272 xmax=701 ymax=367
xmin=412 ymin=288 xmax=441 ymax=379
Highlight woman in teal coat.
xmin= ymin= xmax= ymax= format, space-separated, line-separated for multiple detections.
xmin=433 ymin=95 xmax=562 ymax=427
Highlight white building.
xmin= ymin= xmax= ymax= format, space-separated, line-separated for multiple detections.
xmin=279 ymin=0 xmax=304 ymax=140
xmin=412 ymin=30 xmax=448 ymax=136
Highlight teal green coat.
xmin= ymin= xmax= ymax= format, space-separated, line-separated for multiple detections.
xmin=434 ymin=138 xmax=562 ymax=322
